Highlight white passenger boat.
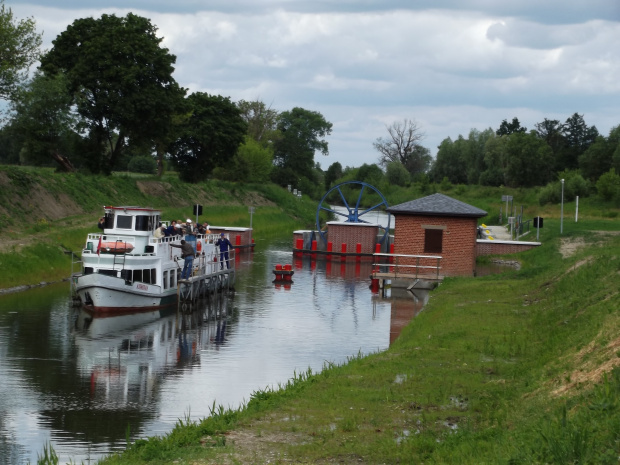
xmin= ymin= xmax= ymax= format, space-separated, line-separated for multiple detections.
xmin=72 ymin=206 xmax=233 ymax=312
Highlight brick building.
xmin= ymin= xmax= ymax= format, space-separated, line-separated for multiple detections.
xmin=387 ymin=193 xmax=487 ymax=277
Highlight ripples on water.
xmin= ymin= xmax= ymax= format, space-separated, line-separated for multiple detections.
xmin=0 ymin=238 xmax=426 ymax=464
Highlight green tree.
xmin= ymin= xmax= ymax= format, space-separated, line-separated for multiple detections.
xmin=429 ymin=137 xmax=467 ymax=184
xmin=0 ymin=1 xmax=42 ymax=103
xmin=579 ymin=135 xmax=613 ymax=182
xmin=324 ymin=161 xmax=343 ymax=191
xmin=503 ymin=132 xmax=554 ymax=187
xmin=386 ymin=161 xmax=410 ymax=186
xmin=535 ymin=118 xmax=565 ymax=162
xmin=271 ymin=107 xmax=332 ymax=187
xmin=496 ymin=117 xmax=526 ymax=136
xmin=237 ymin=99 xmax=279 ymax=145
xmin=234 ymin=136 xmax=273 ymax=182
xmin=357 ymin=163 xmax=384 ymax=186
xmin=403 ymin=145 xmax=432 ymax=179
xmin=127 ymin=156 xmax=157 ymax=174
xmin=168 ymin=92 xmax=247 ymax=183
xmin=10 ymin=72 xmax=79 ymax=170
xmin=557 ymin=112 xmax=598 ymax=171
xmin=40 ymin=13 xmax=185 ymax=174
xmin=596 ymin=168 xmax=620 ymax=201
xmin=0 ymin=124 xmax=20 ymax=164
xmin=462 ymin=128 xmax=494 ymax=184
xmin=480 ymin=133 xmax=507 ymax=186
xmin=609 ymin=125 xmax=620 ymax=173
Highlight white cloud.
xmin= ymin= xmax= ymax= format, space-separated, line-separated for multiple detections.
xmin=8 ymin=1 xmax=620 ymax=169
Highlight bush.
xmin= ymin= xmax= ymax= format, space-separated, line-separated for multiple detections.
xmin=566 ymin=174 xmax=590 ymax=200
xmin=539 ymin=173 xmax=591 ymax=205
xmin=539 ymin=182 xmax=561 ymax=205
xmin=596 ymin=168 xmax=620 ymax=201
xmin=127 ymin=156 xmax=157 ymax=174
xmin=385 ymin=162 xmax=410 ymax=187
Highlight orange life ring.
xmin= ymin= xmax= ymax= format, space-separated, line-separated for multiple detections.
xmin=99 ymin=241 xmax=134 ymax=254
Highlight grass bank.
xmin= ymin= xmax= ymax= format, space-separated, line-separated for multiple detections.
xmin=93 ymin=217 xmax=620 ymax=464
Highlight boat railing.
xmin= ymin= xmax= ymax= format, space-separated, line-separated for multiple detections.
xmin=191 ymin=248 xmax=235 ymax=276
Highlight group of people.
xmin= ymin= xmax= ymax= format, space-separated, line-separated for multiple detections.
xmin=154 ymin=219 xmax=212 ymax=239
xmin=95 ymin=214 xmax=231 ymax=281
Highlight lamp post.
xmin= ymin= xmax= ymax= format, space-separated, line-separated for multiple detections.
xmin=560 ymin=179 xmax=564 ymax=234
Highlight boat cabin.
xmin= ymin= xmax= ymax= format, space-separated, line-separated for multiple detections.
xmin=101 ymin=206 xmax=161 ymax=237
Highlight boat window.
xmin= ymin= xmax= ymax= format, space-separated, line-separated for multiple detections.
xmin=116 ymin=215 xmax=133 ymax=229
xmin=133 ymin=269 xmax=143 ymax=282
xmin=135 ymin=215 xmax=155 ymax=231
xmin=169 ymin=270 xmax=175 ymax=288
xmin=99 ymin=269 xmax=118 ymax=277
xmin=151 ymin=269 xmax=157 ymax=284
xmin=84 ymin=267 xmax=93 ymax=275
xmin=141 ymin=269 xmax=155 ymax=284
xmin=163 ymin=271 xmax=168 ymax=289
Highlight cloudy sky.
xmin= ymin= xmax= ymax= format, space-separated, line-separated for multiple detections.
xmin=9 ymin=1 xmax=620 ymax=170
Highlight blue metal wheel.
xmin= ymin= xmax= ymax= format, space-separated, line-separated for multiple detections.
xmin=316 ymin=181 xmax=391 ymax=243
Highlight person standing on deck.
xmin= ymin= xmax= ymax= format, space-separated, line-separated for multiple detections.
xmin=154 ymin=224 xmax=165 ymax=239
xmin=170 ymin=240 xmax=195 ymax=280
xmin=216 ymin=233 xmax=234 ymax=269
xmin=165 ymin=221 xmax=176 ymax=237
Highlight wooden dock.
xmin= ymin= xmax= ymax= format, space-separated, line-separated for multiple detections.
xmin=177 ymin=268 xmax=235 ymax=303
xmin=371 ymin=253 xmax=444 ymax=290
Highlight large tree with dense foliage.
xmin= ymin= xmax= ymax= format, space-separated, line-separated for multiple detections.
xmin=271 ymin=107 xmax=332 ymax=188
xmin=168 ymin=92 xmax=247 ymax=183
xmin=479 ymin=134 xmax=507 ymax=186
xmin=40 ymin=13 xmax=185 ymax=174
xmin=503 ymin=131 xmax=554 ymax=187
xmin=429 ymin=137 xmax=468 ymax=184
xmin=324 ymin=161 xmax=343 ymax=191
xmin=558 ymin=112 xmax=598 ymax=171
xmin=579 ymin=125 xmax=620 ymax=182
xmin=0 ymin=1 xmax=42 ymax=104
xmin=496 ymin=117 xmax=527 ymax=136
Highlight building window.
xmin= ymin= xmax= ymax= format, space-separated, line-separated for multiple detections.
xmin=424 ymin=229 xmax=443 ymax=253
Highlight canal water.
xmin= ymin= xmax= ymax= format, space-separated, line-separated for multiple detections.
xmin=0 ymin=237 xmax=428 ymax=464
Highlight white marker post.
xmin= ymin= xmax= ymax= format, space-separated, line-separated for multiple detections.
xmin=575 ymin=196 xmax=579 ymax=222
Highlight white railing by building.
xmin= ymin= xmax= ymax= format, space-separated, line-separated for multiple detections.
xmin=372 ymin=253 xmax=442 ymax=280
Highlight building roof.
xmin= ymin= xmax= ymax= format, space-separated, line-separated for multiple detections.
xmin=387 ymin=193 xmax=487 ymax=218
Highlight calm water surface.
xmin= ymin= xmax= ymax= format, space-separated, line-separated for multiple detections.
xmin=0 ymin=237 xmax=426 ymax=464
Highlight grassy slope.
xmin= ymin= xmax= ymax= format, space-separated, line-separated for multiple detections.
xmin=98 ymin=222 xmax=620 ymax=464
xmin=3 ymin=166 xmax=620 ymax=464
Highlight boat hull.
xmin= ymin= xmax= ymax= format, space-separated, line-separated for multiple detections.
xmin=75 ymin=273 xmax=177 ymax=313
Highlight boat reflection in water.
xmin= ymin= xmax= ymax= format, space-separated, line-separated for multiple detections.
xmin=72 ymin=293 xmax=232 ymax=413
